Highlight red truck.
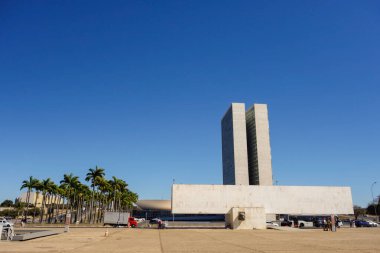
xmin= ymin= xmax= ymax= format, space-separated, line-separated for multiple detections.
xmin=103 ymin=211 xmax=138 ymax=228
xmin=128 ymin=217 xmax=138 ymax=228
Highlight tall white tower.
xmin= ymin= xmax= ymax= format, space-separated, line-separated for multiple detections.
xmin=221 ymin=103 xmax=249 ymax=185
xmin=246 ymin=104 xmax=273 ymax=185
xmin=221 ymin=103 xmax=273 ymax=186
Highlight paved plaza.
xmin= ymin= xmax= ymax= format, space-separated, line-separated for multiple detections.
xmin=1 ymin=227 xmax=380 ymax=253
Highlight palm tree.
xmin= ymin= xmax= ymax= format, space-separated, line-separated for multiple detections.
xmin=80 ymin=185 xmax=92 ymax=223
xmin=85 ymin=166 xmax=105 ymax=223
xmin=118 ymin=181 xmax=127 ymax=211
xmin=32 ymin=179 xmax=42 ymax=223
xmin=75 ymin=183 xmax=90 ymax=223
xmin=20 ymin=176 xmax=39 ymax=221
xmin=47 ymin=183 xmax=61 ymax=223
xmin=39 ymin=178 xmax=54 ymax=223
xmin=109 ymin=176 xmax=126 ymax=211
xmin=96 ymin=178 xmax=111 ymax=223
xmin=108 ymin=177 xmax=137 ymax=212
xmin=54 ymin=186 xmax=66 ymax=223
xmin=120 ymin=189 xmax=138 ymax=211
xmin=60 ymin=173 xmax=79 ymax=216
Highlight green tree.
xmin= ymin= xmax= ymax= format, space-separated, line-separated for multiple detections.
xmin=39 ymin=178 xmax=55 ymax=223
xmin=75 ymin=183 xmax=90 ymax=223
xmin=54 ymin=186 xmax=66 ymax=222
xmin=46 ymin=182 xmax=59 ymax=223
xmin=96 ymin=178 xmax=111 ymax=223
xmin=20 ymin=176 xmax=39 ymax=221
xmin=354 ymin=205 xmax=366 ymax=220
xmin=120 ymin=189 xmax=138 ymax=211
xmin=32 ymin=179 xmax=42 ymax=223
xmin=60 ymin=173 xmax=79 ymax=216
xmin=85 ymin=166 xmax=105 ymax=223
xmin=109 ymin=176 xmax=125 ymax=211
xmin=366 ymin=195 xmax=380 ymax=216
xmin=0 ymin=199 xmax=14 ymax=207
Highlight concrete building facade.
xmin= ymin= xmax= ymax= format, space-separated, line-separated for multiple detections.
xmin=246 ymin=104 xmax=273 ymax=185
xmin=222 ymin=103 xmax=273 ymax=186
xmin=221 ymin=103 xmax=249 ymax=185
xmin=172 ymin=184 xmax=354 ymax=216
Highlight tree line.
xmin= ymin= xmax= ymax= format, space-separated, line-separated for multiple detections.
xmin=353 ymin=195 xmax=380 ymax=219
xmin=19 ymin=166 xmax=138 ymax=224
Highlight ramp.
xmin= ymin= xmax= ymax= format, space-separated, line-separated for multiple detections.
xmin=12 ymin=230 xmax=60 ymax=241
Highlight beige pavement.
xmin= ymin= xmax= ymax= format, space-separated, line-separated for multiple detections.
xmin=0 ymin=227 xmax=379 ymax=253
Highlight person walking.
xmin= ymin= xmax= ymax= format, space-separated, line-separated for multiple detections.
xmin=323 ymin=218 xmax=328 ymax=231
xmin=327 ymin=218 xmax=332 ymax=231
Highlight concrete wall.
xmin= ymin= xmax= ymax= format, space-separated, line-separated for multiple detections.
xmin=172 ymin=184 xmax=354 ymax=215
xmin=221 ymin=103 xmax=249 ymax=185
xmin=226 ymin=207 xmax=266 ymax=229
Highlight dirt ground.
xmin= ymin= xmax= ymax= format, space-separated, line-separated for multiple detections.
xmin=1 ymin=227 xmax=379 ymax=253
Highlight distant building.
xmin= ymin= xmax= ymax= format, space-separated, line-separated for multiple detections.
xmin=19 ymin=192 xmax=44 ymax=207
xmin=221 ymin=103 xmax=273 ymax=186
xmin=19 ymin=192 xmax=62 ymax=207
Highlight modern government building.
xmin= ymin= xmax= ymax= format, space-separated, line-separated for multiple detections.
xmin=136 ymin=103 xmax=354 ymax=229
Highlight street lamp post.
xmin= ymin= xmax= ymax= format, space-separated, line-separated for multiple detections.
xmin=371 ymin=181 xmax=377 ymax=218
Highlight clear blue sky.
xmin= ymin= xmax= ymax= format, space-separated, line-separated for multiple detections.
xmin=1 ymin=1 xmax=379 ymax=207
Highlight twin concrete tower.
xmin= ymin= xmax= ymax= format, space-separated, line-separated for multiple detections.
xmin=222 ymin=103 xmax=273 ymax=186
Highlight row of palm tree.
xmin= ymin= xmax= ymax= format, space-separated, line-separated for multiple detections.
xmin=20 ymin=166 xmax=138 ymax=224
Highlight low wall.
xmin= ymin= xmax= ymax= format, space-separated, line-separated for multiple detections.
xmin=172 ymin=184 xmax=353 ymax=215
xmin=226 ymin=207 xmax=266 ymax=229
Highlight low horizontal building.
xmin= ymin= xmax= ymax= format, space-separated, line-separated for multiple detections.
xmin=136 ymin=200 xmax=171 ymax=211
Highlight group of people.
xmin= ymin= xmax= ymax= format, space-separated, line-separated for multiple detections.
xmin=322 ymin=218 xmax=333 ymax=231
xmin=322 ymin=217 xmax=341 ymax=231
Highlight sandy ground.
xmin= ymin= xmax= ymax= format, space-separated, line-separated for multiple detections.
xmin=0 ymin=227 xmax=379 ymax=253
